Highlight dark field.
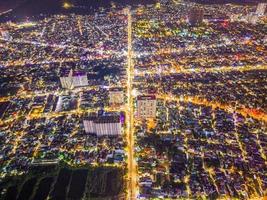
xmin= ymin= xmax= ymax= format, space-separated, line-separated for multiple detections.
xmin=86 ymin=167 xmax=125 ymax=199
xmin=50 ymin=168 xmax=72 ymax=200
xmin=68 ymin=169 xmax=88 ymax=200
xmin=17 ymin=177 xmax=37 ymax=200
xmin=4 ymin=185 xmax=18 ymax=200
xmin=0 ymin=166 xmax=125 ymax=200
xmin=32 ymin=177 xmax=54 ymax=200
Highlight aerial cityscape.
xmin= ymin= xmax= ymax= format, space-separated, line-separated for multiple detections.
xmin=0 ymin=0 xmax=266 ymax=199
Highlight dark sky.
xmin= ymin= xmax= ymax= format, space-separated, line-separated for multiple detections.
xmin=0 ymin=0 xmax=25 ymax=12
xmin=0 ymin=0 xmax=264 ymax=13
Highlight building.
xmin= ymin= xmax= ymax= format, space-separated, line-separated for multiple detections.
xmin=0 ymin=28 xmax=11 ymax=40
xmin=109 ymin=88 xmax=124 ymax=105
xmin=137 ymin=95 xmax=157 ymax=119
xmin=187 ymin=7 xmax=204 ymax=26
xmin=248 ymin=14 xmax=259 ymax=25
xmin=84 ymin=114 xmax=122 ymax=136
xmin=60 ymin=69 xmax=73 ymax=89
xmin=60 ymin=69 xmax=88 ymax=89
xmin=256 ymin=3 xmax=266 ymax=16
xmin=72 ymin=71 xmax=88 ymax=87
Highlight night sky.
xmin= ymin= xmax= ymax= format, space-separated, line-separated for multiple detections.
xmin=0 ymin=0 xmax=264 ymax=20
xmin=1 ymin=0 xmax=264 ymax=10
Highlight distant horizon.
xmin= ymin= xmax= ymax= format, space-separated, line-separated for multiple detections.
xmin=0 ymin=0 xmax=263 ymax=23
xmin=1 ymin=0 xmax=264 ymax=12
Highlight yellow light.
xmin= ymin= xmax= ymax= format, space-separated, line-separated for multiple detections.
xmin=63 ymin=2 xmax=73 ymax=9
xmin=155 ymin=2 xmax=161 ymax=9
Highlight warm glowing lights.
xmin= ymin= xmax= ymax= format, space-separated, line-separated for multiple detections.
xmin=9 ymin=21 xmax=37 ymax=29
xmin=63 ymin=2 xmax=73 ymax=9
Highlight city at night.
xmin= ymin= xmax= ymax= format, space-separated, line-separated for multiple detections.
xmin=0 ymin=0 xmax=266 ymax=199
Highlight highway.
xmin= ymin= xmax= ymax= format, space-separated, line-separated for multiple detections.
xmin=126 ymin=8 xmax=137 ymax=200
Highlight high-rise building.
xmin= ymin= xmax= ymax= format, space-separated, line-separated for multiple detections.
xmin=60 ymin=69 xmax=88 ymax=89
xmin=83 ymin=114 xmax=122 ymax=136
xmin=109 ymin=88 xmax=124 ymax=105
xmin=187 ymin=7 xmax=204 ymax=26
xmin=137 ymin=95 xmax=157 ymax=119
xmin=256 ymin=3 xmax=266 ymax=16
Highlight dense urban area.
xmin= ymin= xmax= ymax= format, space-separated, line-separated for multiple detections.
xmin=0 ymin=0 xmax=266 ymax=199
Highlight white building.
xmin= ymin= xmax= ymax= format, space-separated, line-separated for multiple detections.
xmin=60 ymin=69 xmax=88 ymax=89
xmin=60 ymin=70 xmax=73 ymax=89
xmin=248 ymin=14 xmax=259 ymax=24
xmin=84 ymin=115 xmax=122 ymax=136
xmin=0 ymin=30 xmax=11 ymax=40
xmin=109 ymin=88 xmax=124 ymax=105
xmin=72 ymin=71 xmax=88 ymax=87
xmin=137 ymin=95 xmax=157 ymax=119
xmin=256 ymin=3 xmax=266 ymax=16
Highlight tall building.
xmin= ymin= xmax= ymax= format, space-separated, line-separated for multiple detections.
xmin=137 ymin=95 xmax=157 ymax=119
xmin=256 ymin=3 xmax=266 ymax=16
xmin=188 ymin=7 xmax=204 ymax=26
xmin=109 ymin=88 xmax=124 ymax=105
xmin=84 ymin=114 xmax=122 ymax=136
xmin=60 ymin=69 xmax=88 ymax=89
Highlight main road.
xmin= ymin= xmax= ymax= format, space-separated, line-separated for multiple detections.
xmin=125 ymin=8 xmax=138 ymax=200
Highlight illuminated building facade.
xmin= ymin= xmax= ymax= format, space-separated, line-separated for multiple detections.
xmin=0 ymin=28 xmax=11 ymax=40
xmin=60 ymin=69 xmax=88 ymax=89
xmin=109 ymin=88 xmax=124 ymax=105
xmin=60 ymin=69 xmax=73 ymax=89
xmin=83 ymin=115 xmax=122 ymax=136
xmin=72 ymin=71 xmax=88 ymax=87
xmin=137 ymin=95 xmax=157 ymax=119
xmin=247 ymin=13 xmax=259 ymax=24
xmin=256 ymin=3 xmax=266 ymax=16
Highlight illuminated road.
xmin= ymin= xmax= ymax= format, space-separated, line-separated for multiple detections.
xmin=0 ymin=54 xmax=114 ymax=68
xmin=77 ymin=16 xmax=83 ymax=36
xmin=0 ymin=38 xmax=124 ymax=58
xmin=0 ymin=86 xmax=125 ymax=126
xmin=0 ymin=85 xmax=121 ymax=103
xmin=126 ymin=8 xmax=137 ymax=200
xmin=159 ymin=94 xmax=267 ymax=124
xmin=134 ymin=39 xmax=240 ymax=58
xmin=135 ymin=64 xmax=267 ymax=76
